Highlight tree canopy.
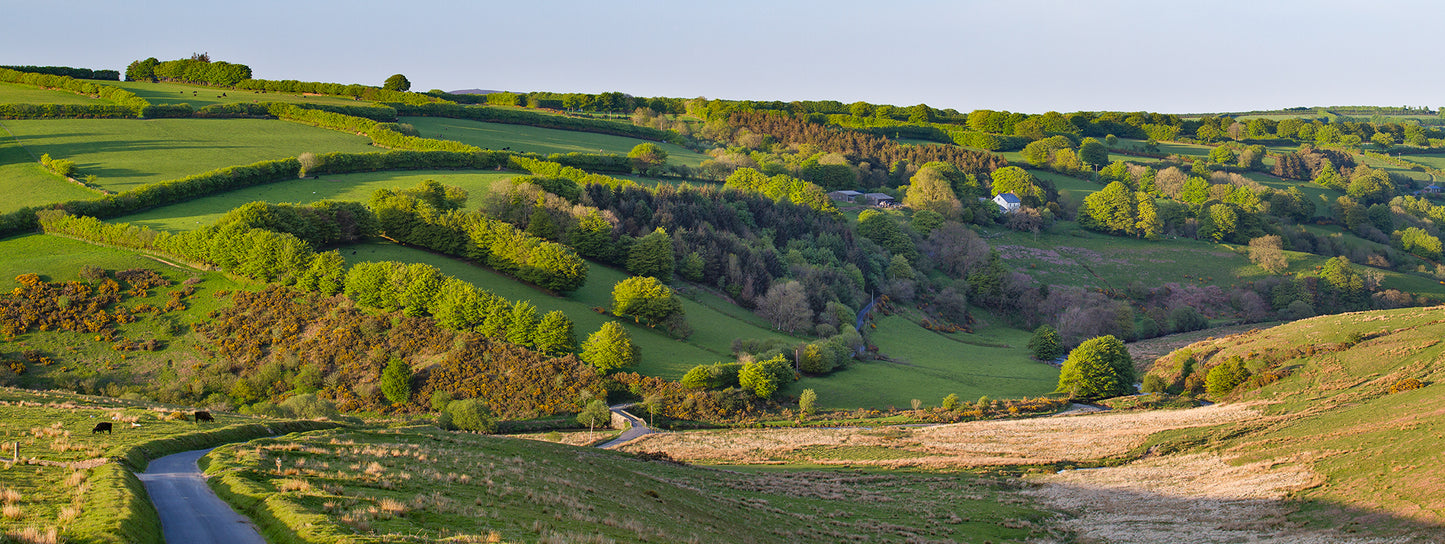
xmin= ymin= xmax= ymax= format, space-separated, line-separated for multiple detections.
xmin=1055 ymin=335 xmax=1135 ymax=399
xmin=384 ymin=73 xmax=411 ymax=91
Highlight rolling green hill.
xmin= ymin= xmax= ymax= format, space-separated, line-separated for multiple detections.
xmin=404 ymin=115 xmax=711 ymax=166
xmin=1143 ymin=306 xmax=1445 ymax=528
xmin=0 ymin=118 xmax=376 ymax=191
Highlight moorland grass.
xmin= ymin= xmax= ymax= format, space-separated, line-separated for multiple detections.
xmin=116 ymin=169 xmax=519 ymax=232
xmin=106 ymin=80 xmax=366 ymax=108
xmin=0 ymin=82 xmax=110 ymax=105
xmin=1142 ymin=306 xmax=1445 ymax=533
xmin=0 ymin=118 xmax=376 ymax=192
xmin=0 ymin=128 xmax=101 ymax=212
xmin=404 ymin=115 xmax=712 ymax=167
xmin=0 ymin=388 xmax=335 ymax=544
xmin=204 ymin=426 xmax=1056 ymax=544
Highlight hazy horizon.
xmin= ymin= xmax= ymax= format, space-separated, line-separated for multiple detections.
xmin=5 ymin=0 xmax=1442 ymax=115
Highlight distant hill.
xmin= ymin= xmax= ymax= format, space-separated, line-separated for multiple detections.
xmin=448 ymin=88 xmax=501 ymax=95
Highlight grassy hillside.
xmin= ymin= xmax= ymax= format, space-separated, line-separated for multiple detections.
xmin=1143 ymin=306 xmax=1445 ymax=528
xmin=202 ymin=426 xmax=1059 ymax=543
xmin=0 ymin=131 xmax=101 ymax=212
xmin=117 ymin=169 xmax=518 ymax=232
xmin=802 ymin=314 xmax=1057 ymax=410
xmin=0 ymin=118 xmax=376 ymax=191
xmin=0 ymin=387 xmax=334 ymax=544
xmin=404 ymin=115 xmax=711 ymax=166
xmin=0 ymin=82 xmax=110 ymax=105
xmin=0 ymin=234 xmax=253 ymax=393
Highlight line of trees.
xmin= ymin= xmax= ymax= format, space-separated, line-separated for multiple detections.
xmin=370 ymin=181 xmax=589 ymax=292
xmin=1 ymin=65 xmax=119 ymax=80
xmin=0 ymin=67 xmax=150 ymax=116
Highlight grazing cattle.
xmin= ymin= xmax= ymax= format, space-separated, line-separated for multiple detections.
xmin=194 ymin=411 xmax=214 ymax=423
xmin=91 ymin=422 xmax=112 ymax=434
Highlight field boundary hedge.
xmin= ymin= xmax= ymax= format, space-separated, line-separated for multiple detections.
xmin=0 ymin=67 xmax=151 ymax=118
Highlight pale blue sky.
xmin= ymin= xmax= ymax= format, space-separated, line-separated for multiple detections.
xmin=5 ymin=0 xmax=1441 ymax=114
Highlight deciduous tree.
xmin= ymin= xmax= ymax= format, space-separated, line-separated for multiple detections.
xmin=581 ymin=321 xmax=639 ymax=372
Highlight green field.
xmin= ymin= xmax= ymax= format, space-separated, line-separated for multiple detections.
xmin=404 ymin=116 xmax=712 ymax=167
xmin=0 ymin=82 xmax=109 ymax=105
xmin=0 ymin=128 xmax=102 ymax=211
xmin=992 ymin=221 xmax=1256 ymax=291
xmin=117 ymin=169 xmax=519 ymax=231
xmin=203 ymin=426 xmax=1055 ymax=543
xmin=106 ymin=80 xmax=366 ymax=108
xmin=802 ymin=314 xmax=1057 ymax=410
xmin=0 ymin=118 xmax=377 ymax=192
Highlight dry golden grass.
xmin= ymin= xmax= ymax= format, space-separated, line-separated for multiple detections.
xmin=2 ymin=504 xmax=22 ymax=520
xmin=3 ymin=526 xmax=58 ymax=544
xmin=622 ymin=403 xmax=1261 ymax=467
xmin=1023 ymin=453 xmax=1417 ymax=544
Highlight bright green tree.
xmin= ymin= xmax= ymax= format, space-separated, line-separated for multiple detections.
xmin=380 ymin=358 xmax=412 ymax=406
xmin=612 ymin=276 xmax=684 ymax=326
xmin=1078 ymin=138 xmax=1109 ymax=169
xmin=1055 ymin=335 xmax=1136 ymax=399
xmin=505 ymin=301 xmax=539 ymax=348
xmin=1028 ymin=325 xmax=1065 ymax=361
xmin=904 ymin=164 xmax=964 ymax=217
xmin=627 ymin=143 xmax=668 ymax=172
xmin=532 ymin=310 xmax=576 ymax=355
xmin=383 ymin=73 xmax=411 ymax=91
xmin=739 ymin=354 xmax=795 ymax=399
xmin=577 ymin=399 xmax=612 ymax=435
xmin=627 ymin=227 xmax=675 ymax=281
xmin=798 ymin=389 xmax=818 ymax=417
xmin=581 ymin=321 xmax=639 ymax=372
xmin=447 ymin=399 xmax=497 ymax=433
xmin=1205 ymin=356 xmax=1251 ymax=397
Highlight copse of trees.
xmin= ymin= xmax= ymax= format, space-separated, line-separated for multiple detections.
xmin=126 ymin=54 xmax=253 ymax=86
xmin=581 ymin=321 xmax=639 ymax=372
xmin=726 ymin=111 xmax=1008 ymax=177
xmin=611 ymin=276 xmax=688 ymax=337
xmin=216 ymin=200 xmax=379 ymax=248
xmin=369 ymin=182 xmax=588 ymax=292
xmin=723 ymin=168 xmax=837 ymax=213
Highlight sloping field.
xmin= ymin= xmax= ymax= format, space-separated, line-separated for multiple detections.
xmin=0 ymin=118 xmax=376 ymax=192
xmin=0 ymin=82 xmax=109 ymax=105
xmin=0 ymin=129 xmax=100 ymax=212
xmin=201 ymin=426 xmax=1059 ymax=543
xmin=117 ymin=169 xmax=518 ymax=231
xmin=404 ymin=115 xmax=712 ymax=166
xmin=339 ymin=241 xmax=788 ymax=378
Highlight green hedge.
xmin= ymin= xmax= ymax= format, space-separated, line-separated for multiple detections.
xmin=0 ymin=103 xmax=139 ymax=119
xmin=236 ymin=78 xmax=446 ymax=106
xmin=0 ymin=67 xmax=149 ymax=113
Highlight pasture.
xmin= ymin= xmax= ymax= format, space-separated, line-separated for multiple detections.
xmin=0 ymin=118 xmax=376 ymax=192
xmin=403 ymin=115 xmax=712 ymax=166
xmin=0 ymin=130 xmax=101 ymax=212
xmin=0 ymin=82 xmax=109 ymax=105
xmin=106 ymin=80 xmax=366 ymax=108
xmin=203 ymin=426 xmax=1055 ymax=543
xmin=117 ymin=169 xmax=519 ymax=232
xmin=801 ymin=314 xmax=1057 ymax=410
xmin=992 ymin=221 xmax=1256 ymax=292
xmin=0 ymin=387 xmax=333 ymax=544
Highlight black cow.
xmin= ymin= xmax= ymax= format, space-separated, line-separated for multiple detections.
xmin=91 ymin=422 xmax=112 ymax=434
xmin=194 ymin=411 xmax=214 ymax=423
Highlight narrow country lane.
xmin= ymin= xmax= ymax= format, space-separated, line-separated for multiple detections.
xmin=598 ymin=404 xmax=655 ymax=449
xmin=136 ymin=449 xmax=266 ymax=544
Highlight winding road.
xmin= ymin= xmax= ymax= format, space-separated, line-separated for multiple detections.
xmin=598 ymin=404 xmax=655 ymax=449
xmin=136 ymin=449 xmax=265 ymax=544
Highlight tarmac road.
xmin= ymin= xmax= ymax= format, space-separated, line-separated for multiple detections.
xmin=598 ymin=404 xmax=655 ymax=449
xmin=137 ymin=448 xmax=266 ymax=544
